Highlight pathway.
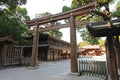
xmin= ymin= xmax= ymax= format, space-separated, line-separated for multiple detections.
xmin=0 ymin=59 xmax=106 ymax=80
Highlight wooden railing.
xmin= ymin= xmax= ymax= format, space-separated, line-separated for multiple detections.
xmin=0 ymin=46 xmax=22 ymax=66
xmin=78 ymin=60 xmax=108 ymax=80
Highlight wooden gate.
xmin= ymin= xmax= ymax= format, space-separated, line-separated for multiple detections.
xmin=78 ymin=60 xmax=108 ymax=80
xmin=0 ymin=45 xmax=23 ymax=66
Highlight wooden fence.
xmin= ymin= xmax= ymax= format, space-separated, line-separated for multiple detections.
xmin=78 ymin=60 xmax=108 ymax=80
xmin=0 ymin=45 xmax=23 ymax=66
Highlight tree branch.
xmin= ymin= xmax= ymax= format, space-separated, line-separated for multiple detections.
xmin=91 ymin=10 xmax=110 ymax=20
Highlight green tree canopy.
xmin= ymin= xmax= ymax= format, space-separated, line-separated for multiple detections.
xmin=62 ymin=0 xmax=116 ymax=45
xmin=77 ymin=41 xmax=88 ymax=48
xmin=77 ymin=39 xmax=105 ymax=48
xmin=0 ymin=0 xmax=30 ymax=44
xmin=78 ymin=26 xmax=100 ymax=45
xmin=112 ymin=0 xmax=120 ymax=18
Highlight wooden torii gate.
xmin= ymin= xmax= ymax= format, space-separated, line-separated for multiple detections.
xmin=26 ymin=1 xmax=96 ymax=73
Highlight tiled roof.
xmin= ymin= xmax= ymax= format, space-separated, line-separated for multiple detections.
xmin=0 ymin=36 xmax=17 ymax=44
xmin=82 ymin=45 xmax=100 ymax=49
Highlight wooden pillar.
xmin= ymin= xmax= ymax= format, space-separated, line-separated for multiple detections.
xmin=58 ymin=51 xmax=59 ymax=60
xmin=115 ymin=36 xmax=120 ymax=69
xmin=36 ymin=33 xmax=39 ymax=64
xmin=70 ymin=15 xmax=78 ymax=73
xmin=31 ymin=25 xmax=39 ymax=67
xmin=1 ymin=45 xmax=8 ymax=65
xmin=19 ymin=47 xmax=23 ymax=65
xmin=65 ymin=50 xmax=68 ymax=59
xmin=53 ymin=51 xmax=54 ymax=61
xmin=106 ymin=36 xmax=118 ymax=80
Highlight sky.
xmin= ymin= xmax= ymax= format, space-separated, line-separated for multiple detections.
xmin=23 ymin=0 xmax=72 ymax=19
xmin=22 ymin=0 xmax=118 ymax=43
xmin=22 ymin=0 xmax=82 ymax=43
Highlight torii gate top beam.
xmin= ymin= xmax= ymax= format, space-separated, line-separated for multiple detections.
xmin=27 ymin=1 xmax=96 ymax=26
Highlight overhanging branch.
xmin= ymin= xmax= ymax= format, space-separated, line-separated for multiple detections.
xmin=91 ymin=10 xmax=110 ymax=20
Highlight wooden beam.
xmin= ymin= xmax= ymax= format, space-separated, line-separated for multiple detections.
xmin=28 ymin=20 xmax=89 ymax=33
xmin=31 ymin=25 xmax=39 ymax=67
xmin=39 ymin=23 xmax=70 ymax=32
xmin=26 ymin=2 xmax=95 ymax=26
xmin=92 ymin=22 xmax=112 ymax=29
xmin=75 ymin=20 xmax=90 ymax=26
xmin=49 ymin=45 xmax=70 ymax=50
xmin=106 ymin=36 xmax=119 ymax=80
xmin=70 ymin=15 xmax=78 ymax=73
xmin=91 ymin=18 xmax=120 ymax=30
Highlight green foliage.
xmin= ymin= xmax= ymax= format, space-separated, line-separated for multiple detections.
xmin=63 ymin=0 xmax=116 ymax=20
xmin=71 ymin=0 xmax=93 ymax=9
xmin=76 ymin=15 xmax=102 ymax=45
xmin=89 ymin=15 xmax=103 ymax=22
xmin=78 ymin=27 xmax=100 ymax=45
xmin=62 ymin=6 xmax=71 ymax=12
xmin=0 ymin=0 xmax=29 ymax=44
xmin=112 ymin=1 xmax=120 ymax=18
xmin=16 ymin=7 xmax=30 ymax=21
xmin=71 ymin=0 xmax=80 ymax=9
xmin=0 ymin=0 xmax=26 ymax=11
xmin=98 ymin=39 xmax=105 ymax=48
xmin=77 ymin=41 xmax=88 ymax=48
xmin=77 ymin=39 xmax=105 ymax=48
xmin=48 ymin=29 xmax=62 ymax=38
xmin=62 ymin=0 xmax=117 ymax=45
xmin=35 ymin=12 xmax=52 ymax=19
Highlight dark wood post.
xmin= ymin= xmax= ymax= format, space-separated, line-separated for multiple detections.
xmin=58 ymin=51 xmax=59 ymax=60
xmin=31 ymin=24 xmax=39 ymax=67
xmin=1 ymin=45 xmax=8 ymax=65
xmin=70 ymin=15 xmax=78 ymax=73
xmin=19 ymin=47 xmax=23 ymax=65
xmin=53 ymin=51 xmax=54 ymax=61
xmin=36 ymin=33 xmax=39 ymax=65
xmin=65 ymin=50 xmax=68 ymax=59
xmin=115 ymin=36 xmax=120 ymax=68
xmin=106 ymin=36 xmax=118 ymax=80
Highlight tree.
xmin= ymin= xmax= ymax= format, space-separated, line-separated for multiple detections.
xmin=62 ymin=0 xmax=115 ymax=45
xmin=16 ymin=7 xmax=30 ymax=22
xmin=78 ymin=39 xmax=105 ymax=48
xmin=0 ymin=0 xmax=26 ymax=11
xmin=78 ymin=26 xmax=100 ymax=45
xmin=70 ymin=0 xmax=114 ymax=20
xmin=112 ymin=1 xmax=120 ymax=18
xmin=0 ymin=0 xmax=30 ymax=44
xmin=62 ymin=6 xmax=71 ymax=12
xmin=98 ymin=39 xmax=105 ymax=48
xmin=77 ymin=41 xmax=88 ymax=48
xmin=34 ymin=12 xmax=63 ymax=38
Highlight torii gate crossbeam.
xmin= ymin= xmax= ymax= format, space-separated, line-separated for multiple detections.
xmin=27 ymin=2 xmax=95 ymax=26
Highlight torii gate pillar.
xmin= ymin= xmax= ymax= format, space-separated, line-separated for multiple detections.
xmin=31 ymin=24 xmax=39 ymax=67
xmin=70 ymin=15 xmax=78 ymax=72
xmin=106 ymin=36 xmax=119 ymax=80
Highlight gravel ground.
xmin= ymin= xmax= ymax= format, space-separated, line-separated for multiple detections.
xmin=0 ymin=59 xmax=107 ymax=80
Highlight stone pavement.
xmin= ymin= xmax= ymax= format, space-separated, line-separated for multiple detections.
xmin=0 ymin=59 xmax=106 ymax=80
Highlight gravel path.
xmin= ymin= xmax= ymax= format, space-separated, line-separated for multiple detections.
xmin=0 ymin=59 xmax=106 ymax=80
